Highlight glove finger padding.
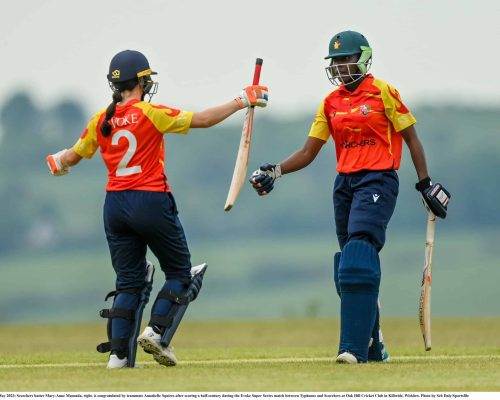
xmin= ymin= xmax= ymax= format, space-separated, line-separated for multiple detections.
xmin=250 ymin=175 xmax=274 ymax=194
xmin=249 ymin=163 xmax=281 ymax=196
xmin=236 ymin=85 xmax=269 ymax=108
xmin=47 ymin=149 xmax=70 ymax=176
xmin=422 ymin=183 xmax=451 ymax=219
xmin=257 ymin=178 xmax=274 ymax=194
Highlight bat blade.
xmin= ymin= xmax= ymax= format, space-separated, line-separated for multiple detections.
xmin=418 ymin=211 xmax=436 ymax=351
xmin=224 ymin=58 xmax=262 ymax=212
xmin=224 ymin=107 xmax=254 ymax=211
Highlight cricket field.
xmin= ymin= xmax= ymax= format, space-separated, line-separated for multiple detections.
xmin=1 ymin=318 xmax=499 ymax=392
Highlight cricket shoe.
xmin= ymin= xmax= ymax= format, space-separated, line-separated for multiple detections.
xmin=368 ymin=338 xmax=390 ymax=363
xmin=336 ymin=352 xmax=358 ymax=364
xmin=107 ymin=354 xmax=128 ymax=369
xmin=381 ymin=343 xmax=390 ymax=362
xmin=137 ymin=326 xmax=177 ymax=367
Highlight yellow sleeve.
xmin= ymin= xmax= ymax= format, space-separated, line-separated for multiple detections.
xmin=307 ymin=101 xmax=331 ymax=142
xmin=133 ymin=102 xmax=193 ymax=134
xmin=374 ymin=79 xmax=416 ymax=132
xmin=73 ymin=109 xmax=105 ymax=159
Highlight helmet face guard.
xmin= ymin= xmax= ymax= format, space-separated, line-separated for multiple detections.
xmin=324 ymin=31 xmax=372 ymax=86
xmin=139 ymin=75 xmax=158 ymax=102
xmin=325 ymin=45 xmax=372 ymax=86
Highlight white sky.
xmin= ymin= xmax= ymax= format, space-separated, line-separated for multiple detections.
xmin=1 ymin=0 xmax=499 ymax=118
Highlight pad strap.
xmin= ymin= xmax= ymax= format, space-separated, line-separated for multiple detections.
xmin=150 ymin=313 xmax=176 ymax=329
xmin=97 ymin=338 xmax=129 ymax=354
xmin=100 ymin=308 xmax=135 ymax=320
xmin=156 ymin=289 xmax=190 ymax=305
xmin=104 ymin=288 xmax=141 ymax=301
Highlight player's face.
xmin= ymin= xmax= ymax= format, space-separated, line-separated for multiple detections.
xmin=331 ymin=54 xmax=360 ymax=83
xmin=325 ymin=53 xmax=364 ymax=86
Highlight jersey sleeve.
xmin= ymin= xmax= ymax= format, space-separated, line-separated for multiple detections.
xmin=73 ymin=109 xmax=105 ymax=159
xmin=134 ymin=102 xmax=193 ymax=134
xmin=379 ymin=82 xmax=416 ymax=132
xmin=307 ymin=100 xmax=331 ymax=142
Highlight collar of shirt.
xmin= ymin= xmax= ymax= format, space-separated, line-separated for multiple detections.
xmin=116 ymin=98 xmax=141 ymax=110
xmin=336 ymin=74 xmax=375 ymax=96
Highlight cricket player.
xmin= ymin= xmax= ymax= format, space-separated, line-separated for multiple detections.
xmin=249 ymin=31 xmax=450 ymax=363
xmin=47 ymin=50 xmax=268 ymax=368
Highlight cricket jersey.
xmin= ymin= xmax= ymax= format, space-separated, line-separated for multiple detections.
xmin=308 ymin=74 xmax=416 ymax=174
xmin=73 ymin=99 xmax=193 ymax=192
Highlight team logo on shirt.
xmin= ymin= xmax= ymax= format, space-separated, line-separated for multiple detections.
xmin=359 ymin=105 xmax=371 ymax=115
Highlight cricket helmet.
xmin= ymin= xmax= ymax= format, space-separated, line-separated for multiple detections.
xmin=107 ymin=50 xmax=157 ymax=83
xmin=107 ymin=50 xmax=158 ymax=100
xmin=325 ymin=30 xmax=372 ymax=85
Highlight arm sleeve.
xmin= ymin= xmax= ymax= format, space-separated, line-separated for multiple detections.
xmin=134 ymin=103 xmax=193 ymax=134
xmin=380 ymin=83 xmax=416 ymax=132
xmin=72 ymin=109 xmax=105 ymax=159
xmin=307 ymin=100 xmax=330 ymax=142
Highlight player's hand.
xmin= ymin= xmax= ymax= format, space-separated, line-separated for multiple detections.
xmin=236 ymin=85 xmax=269 ymax=108
xmin=47 ymin=149 xmax=70 ymax=176
xmin=415 ymin=177 xmax=451 ymax=219
xmin=249 ymin=163 xmax=281 ymax=196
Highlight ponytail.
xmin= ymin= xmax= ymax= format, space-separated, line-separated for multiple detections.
xmin=100 ymin=78 xmax=139 ymax=137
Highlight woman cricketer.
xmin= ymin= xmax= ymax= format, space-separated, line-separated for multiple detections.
xmin=249 ymin=31 xmax=450 ymax=364
xmin=47 ymin=50 xmax=268 ymax=368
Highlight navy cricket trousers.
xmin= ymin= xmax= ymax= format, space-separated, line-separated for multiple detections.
xmin=103 ymin=190 xmax=192 ymax=289
xmin=333 ymin=170 xmax=399 ymax=252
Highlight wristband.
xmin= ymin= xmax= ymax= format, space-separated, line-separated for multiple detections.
xmin=415 ymin=177 xmax=432 ymax=192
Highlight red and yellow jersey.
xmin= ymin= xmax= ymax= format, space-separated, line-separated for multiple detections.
xmin=73 ymin=99 xmax=193 ymax=192
xmin=308 ymin=74 xmax=416 ymax=173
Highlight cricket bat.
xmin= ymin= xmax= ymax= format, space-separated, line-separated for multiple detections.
xmin=224 ymin=58 xmax=263 ymax=211
xmin=418 ymin=210 xmax=436 ymax=351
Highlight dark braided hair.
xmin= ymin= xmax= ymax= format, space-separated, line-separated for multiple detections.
xmin=100 ymin=78 xmax=139 ymax=137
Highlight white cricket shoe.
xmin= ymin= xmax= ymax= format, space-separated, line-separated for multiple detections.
xmin=137 ymin=326 xmax=177 ymax=367
xmin=107 ymin=354 xmax=128 ymax=369
xmin=336 ymin=352 xmax=358 ymax=364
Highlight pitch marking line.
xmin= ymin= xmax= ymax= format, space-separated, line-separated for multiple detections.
xmin=1 ymin=355 xmax=499 ymax=369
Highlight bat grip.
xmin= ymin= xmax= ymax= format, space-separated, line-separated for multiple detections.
xmin=252 ymin=58 xmax=263 ymax=85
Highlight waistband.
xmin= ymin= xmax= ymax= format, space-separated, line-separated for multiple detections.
xmin=338 ymin=169 xmax=396 ymax=177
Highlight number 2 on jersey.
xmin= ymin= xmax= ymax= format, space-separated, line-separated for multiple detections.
xmin=112 ymin=130 xmax=142 ymax=177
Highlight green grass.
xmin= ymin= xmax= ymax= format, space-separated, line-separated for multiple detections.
xmin=2 ymin=229 xmax=500 ymax=324
xmin=1 ymin=318 xmax=500 ymax=391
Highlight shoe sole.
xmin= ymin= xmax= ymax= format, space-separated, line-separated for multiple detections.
xmin=137 ymin=337 xmax=177 ymax=367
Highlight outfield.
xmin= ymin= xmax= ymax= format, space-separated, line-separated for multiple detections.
xmin=1 ymin=318 xmax=499 ymax=392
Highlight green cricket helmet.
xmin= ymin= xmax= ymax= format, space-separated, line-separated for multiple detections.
xmin=324 ymin=30 xmax=372 ymax=86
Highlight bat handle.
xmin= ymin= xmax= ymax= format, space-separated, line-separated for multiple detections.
xmin=253 ymin=58 xmax=263 ymax=85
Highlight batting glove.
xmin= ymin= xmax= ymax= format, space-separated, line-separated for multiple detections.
xmin=249 ymin=163 xmax=281 ymax=196
xmin=235 ymin=85 xmax=269 ymax=108
xmin=47 ymin=149 xmax=70 ymax=176
xmin=415 ymin=177 xmax=451 ymax=219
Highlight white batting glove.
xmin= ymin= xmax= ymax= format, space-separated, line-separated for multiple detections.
xmin=47 ymin=149 xmax=70 ymax=176
xmin=235 ymin=85 xmax=269 ymax=108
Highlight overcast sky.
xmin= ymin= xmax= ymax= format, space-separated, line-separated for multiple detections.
xmin=1 ymin=0 xmax=499 ymax=119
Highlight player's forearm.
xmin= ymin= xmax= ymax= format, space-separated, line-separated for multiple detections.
xmin=279 ymin=150 xmax=315 ymax=174
xmin=61 ymin=148 xmax=83 ymax=167
xmin=402 ymin=126 xmax=429 ymax=180
xmin=280 ymin=137 xmax=325 ymax=174
xmin=190 ymin=100 xmax=242 ymax=128
xmin=409 ymin=143 xmax=429 ymax=181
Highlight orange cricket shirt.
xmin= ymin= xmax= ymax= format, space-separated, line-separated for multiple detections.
xmin=308 ymin=74 xmax=416 ymax=173
xmin=73 ymin=99 xmax=193 ymax=192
